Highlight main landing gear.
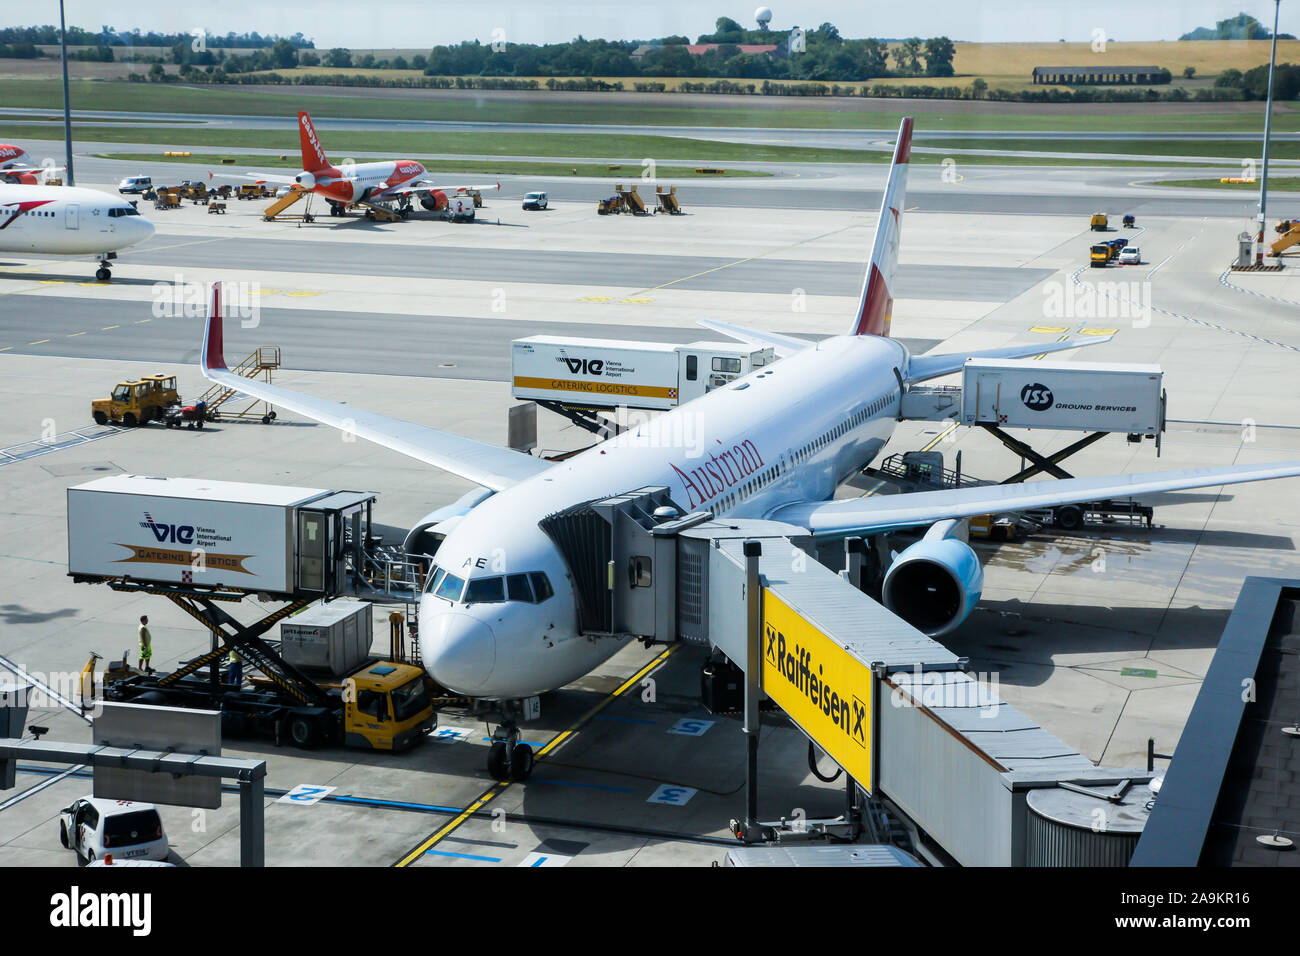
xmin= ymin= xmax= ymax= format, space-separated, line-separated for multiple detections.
xmin=484 ymin=701 xmax=534 ymax=781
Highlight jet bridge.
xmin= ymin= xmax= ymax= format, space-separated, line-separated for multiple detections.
xmin=540 ymin=487 xmax=1155 ymax=865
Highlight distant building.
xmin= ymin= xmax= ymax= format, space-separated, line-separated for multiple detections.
xmin=1032 ymin=65 xmax=1165 ymax=85
xmin=684 ymin=43 xmax=779 ymax=56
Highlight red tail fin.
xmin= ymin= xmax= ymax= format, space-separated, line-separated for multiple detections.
xmin=298 ymin=111 xmax=331 ymax=174
xmin=201 ymin=284 xmax=227 ymax=372
xmin=851 ymin=117 xmax=912 ymax=337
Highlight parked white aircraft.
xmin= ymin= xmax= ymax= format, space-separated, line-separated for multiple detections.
xmin=0 ymin=183 xmax=154 ymax=279
xmin=0 ymin=143 xmax=63 ymax=184
xmin=200 ymin=117 xmax=1300 ymax=779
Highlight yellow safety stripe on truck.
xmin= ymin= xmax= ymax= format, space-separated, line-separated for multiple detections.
xmin=512 ymin=376 xmax=679 ymax=400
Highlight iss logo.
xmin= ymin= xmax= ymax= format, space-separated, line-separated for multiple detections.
xmin=1021 ymin=383 xmax=1053 ymax=411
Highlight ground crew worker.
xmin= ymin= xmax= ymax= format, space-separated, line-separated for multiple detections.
xmin=138 ymin=615 xmax=153 ymax=674
xmin=226 ymin=646 xmax=242 ymax=686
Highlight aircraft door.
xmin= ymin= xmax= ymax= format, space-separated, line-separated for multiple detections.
xmin=975 ymin=373 xmax=1001 ymax=424
xmin=65 ymin=203 xmax=79 ymax=230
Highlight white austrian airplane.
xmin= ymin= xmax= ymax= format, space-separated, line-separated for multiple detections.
xmin=200 ymin=117 xmax=1300 ymax=779
xmin=0 ymin=183 xmax=155 ymax=279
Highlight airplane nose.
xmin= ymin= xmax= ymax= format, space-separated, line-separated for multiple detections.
xmin=420 ymin=609 xmax=496 ymax=693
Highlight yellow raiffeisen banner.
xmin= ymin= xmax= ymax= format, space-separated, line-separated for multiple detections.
xmin=761 ymin=588 xmax=873 ymax=791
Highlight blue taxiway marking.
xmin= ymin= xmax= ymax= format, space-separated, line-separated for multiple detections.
xmin=424 ymin=849 xmax=503 ymax=862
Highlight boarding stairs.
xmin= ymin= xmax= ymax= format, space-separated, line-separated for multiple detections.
xmin=197 ymin=346 xmax=280 ymax=421
xmin=1270 ymin=219 xmax=1300 ymax=257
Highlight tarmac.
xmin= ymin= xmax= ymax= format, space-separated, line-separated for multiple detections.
xmin=1 ymin=152 xmax=1299 ymax=866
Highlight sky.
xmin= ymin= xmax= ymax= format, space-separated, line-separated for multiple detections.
xmin=5 ymin=1 xmax=1298 ymax=50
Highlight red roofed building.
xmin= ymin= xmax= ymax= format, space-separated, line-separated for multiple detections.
xmin=685 ymin=43 xmax=778 ymax=55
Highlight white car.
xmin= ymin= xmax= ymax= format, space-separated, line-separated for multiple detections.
xmin=1119 ymin=246 xmax=1141 ymax=265
xmin=522 ymin=191 xmax=548 ymax=211
xmin=59 ymin=797 xmax=169 ymax=864
xmin=118 ymin=175 xmax=152 ymax=195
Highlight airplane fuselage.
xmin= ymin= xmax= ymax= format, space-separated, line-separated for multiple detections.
xmin=420 ymin=333 xmax=910 ymax=699
xmin=296 ymin=159 xmax=427 ymax=204
xmin=0 ymin=184 xmax=155 ymax=256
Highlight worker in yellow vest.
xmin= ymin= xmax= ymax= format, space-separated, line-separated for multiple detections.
xmin=138 ymin=615 xmax=154 ymax=675
xmin=226 ymin=646 xmax=243 ymax=686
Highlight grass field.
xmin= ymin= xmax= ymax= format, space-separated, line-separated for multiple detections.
xmin=2 ymin=77 xmax=1298 ymax=133
xmin=4 ymin=123 xmax=882 ymax=163
xmin=1150 ymin=176 xmax=1300 ymax=191
xmin=921 ymin=137 xmax=1300 ymax=160
xmin=97 ymin=151 xmax=770 ymax=177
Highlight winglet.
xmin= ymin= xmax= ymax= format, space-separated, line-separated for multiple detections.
xmin=201 ymin=283 xmax=227 ymax=374
xmin=852 ymin=116 xmax=913 ymax=338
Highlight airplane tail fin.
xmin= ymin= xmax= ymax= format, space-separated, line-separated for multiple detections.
xmin=298 ymin=110 xmax=331 ymax=174
xmin=850 ymin=116 xmax=912 ymax=337
xmin=201 ymin=283 xmax=228 ymax=373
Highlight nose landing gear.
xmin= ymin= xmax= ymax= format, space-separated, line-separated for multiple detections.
xmin=484 ymin=701 xmax=535 ymax=781
xmin=95 ymin=257 xmax=113 ymax=281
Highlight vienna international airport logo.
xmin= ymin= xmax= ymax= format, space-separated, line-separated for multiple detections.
xmin=764 ymin=621 xmax=868 ymax=749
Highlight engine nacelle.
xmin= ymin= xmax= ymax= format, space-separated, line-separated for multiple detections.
xmin=402 ymin=487 xmax=495 ymax=556
xmin=881 ymin=521 xmax=983 ymax=637
xmin=294 ymin=171 xmax=316 ymax=189
xmin=421 ymin=190 xmax=447 ymax=212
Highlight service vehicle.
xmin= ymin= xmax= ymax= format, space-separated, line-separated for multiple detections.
xmin=446 ymin=194 xmax=475 ymax=221
xmin=59 ymin=797 xmax=169 ymax=864
xmin=511 ymin=335 xmax=774 ymax=412
xmin=91 ymin=377 xmax=174 ymax=426
xmin=1090 ymin=212 xmax=1108 ymax=231
xmin=162 ymin=399 xmax=208 ymax=428
xmin=1122 ymin=214 xmax=1136 ymax=228
xmin=961 ymin=358 xmax=1165 ymax=437
xmin=1118 ymin=246 xmax=1141 ymax=265
xmin=522 ymin=191 xmax=549 ymax=210
xmin=117 ymin=175 xmax=152 ymax=194
xmin=1089 ymin=243 xmax=1115 ymax=267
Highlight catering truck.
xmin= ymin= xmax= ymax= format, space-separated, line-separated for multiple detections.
xmin=67 ymin=475 xmax=346 ymax=597
xmin=511 ymin=335 xmax=774 ymax=412
xmin=960 ymin=359 xmax=1165 ymax=437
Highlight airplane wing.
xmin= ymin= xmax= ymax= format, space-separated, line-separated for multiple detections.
xmin=906 ymin=335 xmax=1114 ymax=383
xmin=199 ymin=285 xmax=551 ymax=491
xmin=210 ymin=170 xmax=298 ymax=186
xmin=768 ymin=460 xmax=1300 ymax=538
xmin=386 ymin=181 xmax=501 ymax=197
xmin=696 ymin=319 xmax=814 ymax=359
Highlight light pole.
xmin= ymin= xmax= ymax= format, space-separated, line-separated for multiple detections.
xmin=1256 ymin=0 xmax=1281 ymax=264
xmin=58 ymin=0 xmax=74 ymax=186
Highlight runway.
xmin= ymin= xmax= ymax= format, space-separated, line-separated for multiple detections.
xmin=0 ymin=296 xmax=939 ymax=379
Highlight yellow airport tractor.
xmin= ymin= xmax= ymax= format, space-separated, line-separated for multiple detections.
xmin=1090 ymin=243 xmax=1113 ymax=267
xmin=1090 ymin=213 xmax=1109 ymax=231
xmin=91 ymin=375 xmax=179 ymax=427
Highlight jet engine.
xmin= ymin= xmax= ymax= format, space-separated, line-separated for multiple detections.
xmin=881 ymin=519 xmax=983 ymax=637
xmin=420 ymin=190 xmax=448 ymax=212
xmin=294 ymin=171 xmax=316 ymax=189
xmin=403 ymin=487 xmax=495 ymax=556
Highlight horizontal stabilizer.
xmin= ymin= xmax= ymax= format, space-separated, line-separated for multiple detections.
xmin=696 ymin=318 xmax=813 ymax=359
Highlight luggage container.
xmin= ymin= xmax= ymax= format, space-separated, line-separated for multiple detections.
xmin=280 ymin=601 xmax=373 ymax=677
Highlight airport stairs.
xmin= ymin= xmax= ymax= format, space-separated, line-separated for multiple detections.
xmin=262 ymin=188 xmax=309 ymax=221
xmin=197 ymin=346 xmax=281 ymax=420
xmin=616 ymin=184 xmax=649 ymax=215
xmin=1270 ymin=219 xmax=1300 ymax=257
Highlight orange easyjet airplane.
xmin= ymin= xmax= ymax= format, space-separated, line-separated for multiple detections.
xmin=222 ymin=111 xmax=498 ymax=219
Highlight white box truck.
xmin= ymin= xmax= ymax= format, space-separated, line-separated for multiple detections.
xmin=960 ymin=359 xmax=1164 ymax=436
xmin=280 ymin=600 xmax=373 ymax=676
xmin=67 ymin=475 xmax=332 ymax=594
xmin=511 ymin=335 xmax=774 ymax=411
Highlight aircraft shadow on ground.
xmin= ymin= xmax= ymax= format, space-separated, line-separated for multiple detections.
xmin=0 ymin=269 xmax=156 ymax=287
xmin=0 ymin=604 xmax=80 ymax=625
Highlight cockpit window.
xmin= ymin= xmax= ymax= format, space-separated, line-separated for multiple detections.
xmin=434 ymin=572 xmax=465 ymax=602
xmin=529 ymin=572 xmax=554 ymax=603
xmin=506 ymin=573 xmax=533 ymax=603
xmin=464 ymin=576 xmax=505 ymax=604
xmin=108 ymin=206 xmax=140 ymax=217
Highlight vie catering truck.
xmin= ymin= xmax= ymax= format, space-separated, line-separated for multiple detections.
xmin=67 ymin=475 xmax=437 ymax=751
xmin=511 ymin=336 xmax=775 ymax=414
